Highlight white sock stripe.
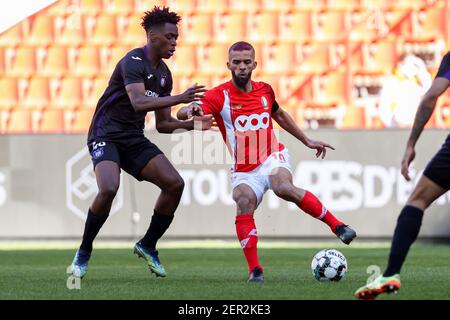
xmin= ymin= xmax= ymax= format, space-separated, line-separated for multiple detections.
xmin=318 ymin=206 xmax=328 ymax=220
xmin=240 ymin=238 xmax=249 ymax=248
xmin=248 ymin=228 xmax=257 ymax=237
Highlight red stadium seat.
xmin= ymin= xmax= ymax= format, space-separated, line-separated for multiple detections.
xmin=247 ymin=12 xmax=279 ymax=44
xmin=26 ymin=15 xmax=54 ymax=46
xmin=39 ymin=109 xmax=65 ymax=133
xmin=180 ymin=14 xmax=213 ymax=45
xmin=37 ymin=45 xmax=68 ymax=77
xmin=213 ymin=13 xmax=246 ymax=44
xmin=279 ymin=11 xmax=313 ymax=43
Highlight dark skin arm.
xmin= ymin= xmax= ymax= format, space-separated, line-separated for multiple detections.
xmin=155 ymin=108 xmax=213 ymax=133
xmin=401 ymin=77 xmax=450 ymax=180
xmin=125 ymin=82 xmax=206 ymax=113
xmin=272 ymin=107 xmax=335 ymax=159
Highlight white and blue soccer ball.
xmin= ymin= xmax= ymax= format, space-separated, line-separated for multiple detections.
xmin=311 ymin=249 xmax=348 ymax=281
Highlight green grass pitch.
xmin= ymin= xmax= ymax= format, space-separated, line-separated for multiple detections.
xmin=1 ymin=242 xmax=449 ymax=300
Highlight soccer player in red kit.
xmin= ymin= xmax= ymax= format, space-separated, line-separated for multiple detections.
xmin=178 ymin=41 xmax=356 ymax=283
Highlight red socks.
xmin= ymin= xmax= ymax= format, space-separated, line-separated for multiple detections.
xmin=297 ymin=191 xmax=343 ymax=232
xmin=235 ymin=214 xmax=262 ymax=272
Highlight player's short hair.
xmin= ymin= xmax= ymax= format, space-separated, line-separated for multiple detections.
xmin=228 ymin=41 xmax=255 ymax=54
xmin=141 ymin=6 xmax=181 ymax=33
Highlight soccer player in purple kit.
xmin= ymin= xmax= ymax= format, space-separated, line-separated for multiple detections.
xmin=355 ymin=51 xmax=450 ymax=299
xmin=69 ymin=7 xmax=212 ymax=279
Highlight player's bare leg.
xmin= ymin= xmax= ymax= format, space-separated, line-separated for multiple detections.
xmin=269 ymin=167 xmax=356 ymax=244
xmin=133 ymin=154 xmax=185 ymax=277
xmin=355 ymin=175 xmax=446 ymax=299
xmin=233 ymin=184 xmax=263 ymax=283
xmin=71 ymin=160 xmax=120 ymax=278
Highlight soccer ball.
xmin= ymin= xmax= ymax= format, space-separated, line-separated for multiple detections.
xmin=311 ymin=249 xmax=348 ymax=281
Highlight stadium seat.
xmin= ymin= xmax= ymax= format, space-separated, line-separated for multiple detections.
xmin=293 ymin=0 xmax=326 ymax=10
xmin=165 ymin=0 xmax=197 ymax=15
xmin=165 ymin=45 xmax=196 ymax=77
xmin=180 ymin=14 xmax=213 ymax=45
xmin=313 ymin=72 xmax=348 ymax=105
xmin=121 ymin=15 xmax=146 ymax=46
xmin=37 ymin=45 xmax=68 ymax=77
xmin=295 ymin=43 xmax=330 ymax=74
xmin=21 ymin=77 xmax=51 ymax=109
xmin=72 ymin=46 xmax=100 ymax=77
xmin=79 ymin=0 xmax=103 ymax=15
xmin=84 ymin=15 xmax=118 ymax=45
xmin=362 ymin=40 xmax=397 ymax=73
xmin=54 ymin=16 xmax=85 ymax=45
xmin=103 ymin=0 xmax=136 ymax=15
xmin=277 ymin=75 xmax=308 ymax=101
xmin=279 ymin=11 xmax=313 ymax=43
xmin=71 ymin=108 xmax=94 ymax=133
xmin=313 ymin=10 xmax=349 ymax=41
xmin=4 ymin=109 xmax=32 ymax=134
xmin=99 ymin=45 xmax=132 ymax=75
xmin=261 ymin=43 xmax=296 ymax=76
xmin=4 ymin=46 xmax=36 ymax=77
xmin=261 ymin=0 xmax=294 ymax=12
xmin=0 ymin=78 xmax=18 ymax=109
xmin=326 ymin=0 xmax=361 ymax=10
xmin=247 ymin=12 xmax=278 ymax=44
xmin=196 ymin=44 xmax=228 ymax=76
xmin=38 ymin=109 xmax=65 ymax=133
xmin=0 ymin=23 xmax=26 ymax=46
xmin=53 ymin=77 xmax=82 ymax=110
xmin=26 ymin=15 xmax=54 ymax=46
xmin=196 ymin=0 xmax=229 ymax=14
xmin=413 ymin=8 xmax=446 ymax=40
xmin=213 ymin=13 xmax=246 ymax=44
xmin=81 ymin=77 xmax=108 ymax=108
xmin=228 ymin=0 xmax=261 ymax=13
xmin=46 ymin=0 xmax=73 ymax=16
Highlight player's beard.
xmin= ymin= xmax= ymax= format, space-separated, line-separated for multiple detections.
xmin=232 ymin=71 xmax=252 ymax=90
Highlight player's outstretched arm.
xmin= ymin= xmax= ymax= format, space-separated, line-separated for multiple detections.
xmin=401 ymin=77 xmax=450 ymax=180
xmin=272 ymin=108 xmax=335 ymax=159
xmin=156 ymin=108 xmax=213 ymax=133
xmin=126 ymin=83 xmax=206 ymax=113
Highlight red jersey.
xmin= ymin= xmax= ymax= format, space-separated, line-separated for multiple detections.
xmin=198 ymin=80 xmax=285 ymax=172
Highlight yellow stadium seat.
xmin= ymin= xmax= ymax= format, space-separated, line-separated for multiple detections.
xmin=165 ymin=45 xmax=196 ymax=77
xmin=0 ymin=23 xmax=25 ymax=46
xmin=84 ymin=15 xmax=117 ymax=45
xmin=5 ymin=46 xmax=36 ymax=77
xmin=326 ymin=0 xmax=361 ymax=10
xmin=39 ymin=109 xmax=65 ymax=133
xmin=165 ymin=0 xmax=197 ymax=15
xmin=37 ymin=45 xmax=68 ymax=77
xmin=72 ymin=46 xmax=100 ymax=77
xmin=53 ymin=77 xmax=82 ymax=110
xmin=261 ymin=0 xmax=293 ymax=12
xmin=313 ymin=10 xmax=349 ymax=41
xmin=54 ymin=16 xmax=85 ymax=45
xmin=99 ymin=45 xmax=133 ymax=75
xmin=103 ymin=0 xmax=136 ymax=14
xmin=213 ymin=13 xmax=246 ymax=44
xmin=294 ymin=0 xmax=326 ymax=10
xmin=196 ymin=44 xmax=228 ymax=76
xmin=413 ymin=8 xmax=446 ymax=40
xmin=21 ymin=77 xmax=50 ymax=109
xmin=180 ymin=14 xmax=213 ymax=45
xmin=26 ymin=15 xmax=54 ymax=45
xmin=261 ymin=43 xmax=296 ymax=76
xmin=82 ymin=77 xmax=108 ymax=108
xmin=122 ymin=14 xmax=146 ymax=46
xmin=5 ymin=109 xmax=32 ymax=134
xmin=229 ymin=0 xmax=261 ymax=13
xmin=0 ymin=78 xmax=18 ymax=109
xmin=279 ymin=11 xmax=313 ymax=43
xmin=362 ymin=40 xmax=397 ymax=73
xmin=71 ymin=108 xmax=94 ymax=133
xmin=295 ymin=43 xmax=330 ymax=74
xmin=247 ymin=12 xmax=278 ymax=44
xmin=314 ymin=72 xmax=347 ymax=105
xmin=46 ymin=0 xmax=73 ymax=16
xmin=80 ymin=0 xmax=104 ymax=15
xmin=196 ymin=0 xmax=228 ymax=14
